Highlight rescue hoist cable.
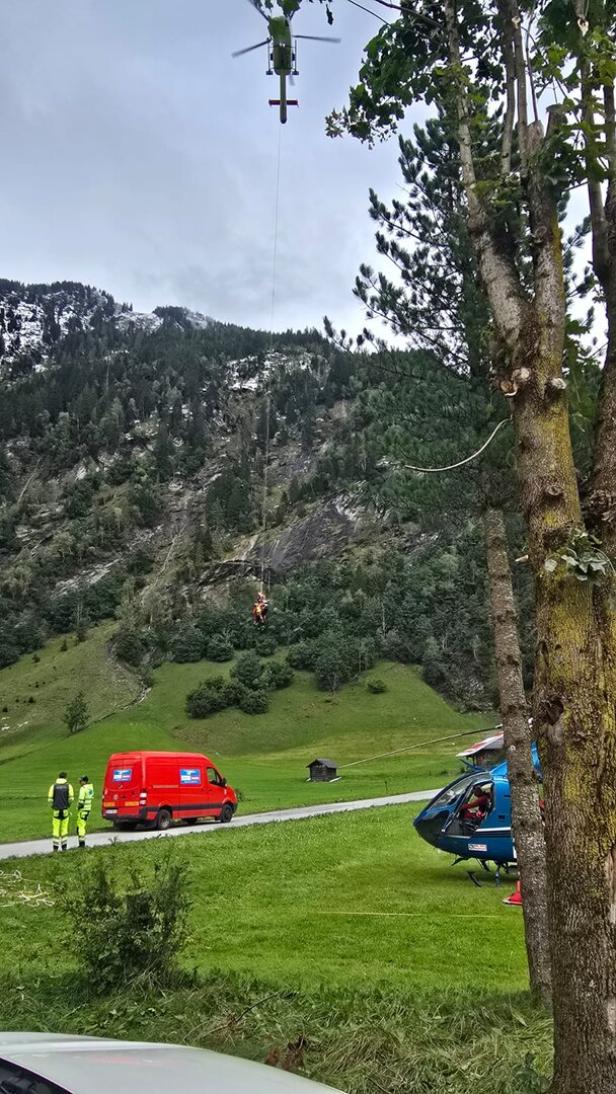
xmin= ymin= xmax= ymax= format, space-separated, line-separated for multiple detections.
xmin=259 ymin=125 xmax=283 ymax=595
xmin=339 ymin=723 xmax=503 ymax=769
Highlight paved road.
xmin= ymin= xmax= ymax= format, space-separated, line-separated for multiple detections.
xmin=0 ymin=789 xmax=440 ymax=860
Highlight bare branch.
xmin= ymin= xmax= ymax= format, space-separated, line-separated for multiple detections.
xmin=443 ymin=0 xmax=528 ymax=346
xmin=497 ymin=0 xmax=516 ymax=176
xmin=508 ymin=0 xmax=530 ymax=171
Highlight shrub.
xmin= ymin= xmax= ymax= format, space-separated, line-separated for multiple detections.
xmin=254 ymin=634 xmax=277 ymax=657
xmin=222 ymin=680 xmax=249 ymax=707
xmin=238 ymin=689 xmax=269 ymax=715
xmin=287 ymin=640 xmax=318 ymax=671
xmin=172 ymin=625 xmax=205 ymax=663
xmin=231 ymin=650 xmax=264 ymax=690
xmin=185 ymin=677 xmax=229 ymax=718
xmin=205 ymin=634 xmax=234 ymax=662
xmin=114 ymin=627 xmax=147 ymax=668
xmin=263 ymin=661 xmax=295 ymax=690
xmin=366 ymin=678 xmax=387 ymax=694
xmin=64 ymin=691 xmax=89 ymax=735
xmin=0 ymin=641 xmax=19 ymax=668
xmin=66 ymin=852 xmax=190 ymax=994
xmin=314 ymin=644 xmax=350 ymax=693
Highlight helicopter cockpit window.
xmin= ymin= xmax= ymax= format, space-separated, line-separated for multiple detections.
xmin=430 ymin=776 xmax=477 ymax=811
xmin=459 ymin=782 xmax=493 ymax=832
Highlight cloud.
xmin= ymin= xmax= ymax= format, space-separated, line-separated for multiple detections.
xmin=0 ymin=0 xmax=406 ymax=339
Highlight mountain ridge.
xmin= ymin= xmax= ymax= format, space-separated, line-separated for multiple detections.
xmin=0 ymin=276 xmax=520 ymax=709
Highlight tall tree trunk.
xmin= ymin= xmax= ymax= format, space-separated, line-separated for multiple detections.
xmin=484 ymin=508 xmax=551 ymax=1006
xmin=442 ymin=3 xmax=616 ymax=1086
xmin=518 ymin=129 xmax=616 ymax=1094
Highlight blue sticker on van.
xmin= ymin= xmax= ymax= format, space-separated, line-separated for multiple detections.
xmin=180 ymin=768 xmax=202 ymax=785
xmin=112 ymin=768 xmax=133 ymax=783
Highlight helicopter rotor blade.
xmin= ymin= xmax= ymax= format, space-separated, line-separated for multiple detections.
xmin=232 ymin=38 xmax=270 ymax=57
xmin=246 ymin=0 xmax=270 ymax=21
xmin=294 ymin=34 xmax=342 ymax=42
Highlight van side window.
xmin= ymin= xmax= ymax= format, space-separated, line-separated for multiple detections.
xmin=207 ymin=768 xmax=223 ymax=786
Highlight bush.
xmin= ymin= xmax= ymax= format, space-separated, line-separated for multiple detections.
xmin=231 ymin=650 xmax=264 ymax=690
xmin=254 ymin=633 xmax=277 ymax=657
xmin=115 ymin=627 xmax=147 ymax=668
xmin=263 ymin=661 xmax=295 ymax=690
xmin=64 ymin=691 xmax=89 ymax=735
xmin=66 ymin=852 xmax=190 ymax=994
xmin=366 ymin=678 xmax=387 ymax=694
xmin=287 ymin=640 xmax=318 ymax=671
xmin=205 ymin=634 xmax=234 ymax=662
xmin=172 ymin=625 xmax=205 ymax=663
xmin=238 ymin=689 xmax=269 ymax=715
xmin=0 ymin=641 xmax=19 ymax=668
xmin=314 ymin=639 xmax=354 ymax=692
xmin=222 ymin=680 xmax=249 ymax=707
xmin=185 ymin=676 xmax=229 ymax=718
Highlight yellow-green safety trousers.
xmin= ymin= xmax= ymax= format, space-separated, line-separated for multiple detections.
xmin=77 ymin=782 xmax=94 ymax=847
xmin=51 ymin=811 xmax=70 ymax=851
xmin=48 ymin=779 xmax=74 ymax=851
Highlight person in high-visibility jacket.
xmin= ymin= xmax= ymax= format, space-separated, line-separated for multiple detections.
xmin=76 ymin=775 xmax=94 ymax=848
xmin=48 ymin=771 xmax=74 ymax=852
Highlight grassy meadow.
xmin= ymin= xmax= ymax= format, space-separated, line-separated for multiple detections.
xmin=0 ymin=625 xmax=492 ymax=842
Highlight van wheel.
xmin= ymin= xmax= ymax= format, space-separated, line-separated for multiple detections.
xmin=219 ymin=803 xmax=234 ymax=824
xmin=156 ymin=809 xmax=172 ymax=831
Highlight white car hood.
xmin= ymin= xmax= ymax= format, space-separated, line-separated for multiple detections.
xmin=0 ymin=1034 xmax=346 ymax=1094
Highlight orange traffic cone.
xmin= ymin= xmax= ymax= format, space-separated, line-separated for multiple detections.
xmin=503 ymin=880 xmax=523 ymax=906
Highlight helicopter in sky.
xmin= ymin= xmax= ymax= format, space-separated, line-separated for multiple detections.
xmin=233 ymin=0 xmax=340 ymax=124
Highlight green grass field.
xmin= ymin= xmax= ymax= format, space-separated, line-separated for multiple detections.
xmin=0 ymin=625 xmax=493 ymax=842
xmin=0 ymin=634 xmax=550 ymax=1092
xmin=0 ymin=806 xmax=551 ymax=1092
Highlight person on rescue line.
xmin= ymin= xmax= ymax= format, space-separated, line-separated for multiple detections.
xmin=76 ymin=775 xmax=94 ymax=849
xmin=47 ymin=771 xmax=74 ymax=852
xmin=252 ymin=591 xmax=269 ymax=626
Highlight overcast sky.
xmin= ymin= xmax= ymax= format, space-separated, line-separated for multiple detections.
xmin=0 ymin=1 xmax=409 ymax=336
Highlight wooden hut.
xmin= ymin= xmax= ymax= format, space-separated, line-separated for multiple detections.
xmin=307 ymin=758 xmax=338 ymax=783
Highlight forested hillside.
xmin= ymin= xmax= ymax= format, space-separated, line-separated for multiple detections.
xmin=0 ymin=280 xmax=531 ymax=708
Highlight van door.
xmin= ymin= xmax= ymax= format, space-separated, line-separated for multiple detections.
xmin=205 ymin=766 xmax=226 ymax=815
xmin=178 ymin=762 xmax=206 ymax=818
xmin=103 ymin=759 xmax=142 ymax=819
xmin=147 ymin=758 xmax=179 ymax=815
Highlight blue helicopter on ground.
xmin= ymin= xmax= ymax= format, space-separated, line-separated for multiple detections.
xmin=413 ymin=729 xmax=542 ymax=885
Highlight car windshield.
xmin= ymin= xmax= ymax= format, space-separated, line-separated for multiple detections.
xmin=0 ymin=1058 xmax=70 ymax=1094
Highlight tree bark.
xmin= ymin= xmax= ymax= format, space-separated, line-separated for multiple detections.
xmin=442 ymin=3 xmax=616 ymax=1089
xmin=484 ymin=507 xmax=551 ymax=1006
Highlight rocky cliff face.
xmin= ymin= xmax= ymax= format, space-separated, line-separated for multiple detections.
xmin=0 ymin=282 xmax=372 ymax=623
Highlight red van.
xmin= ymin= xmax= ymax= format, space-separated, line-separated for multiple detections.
xmin=102 ymin=751 xmax=238 ymax=830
